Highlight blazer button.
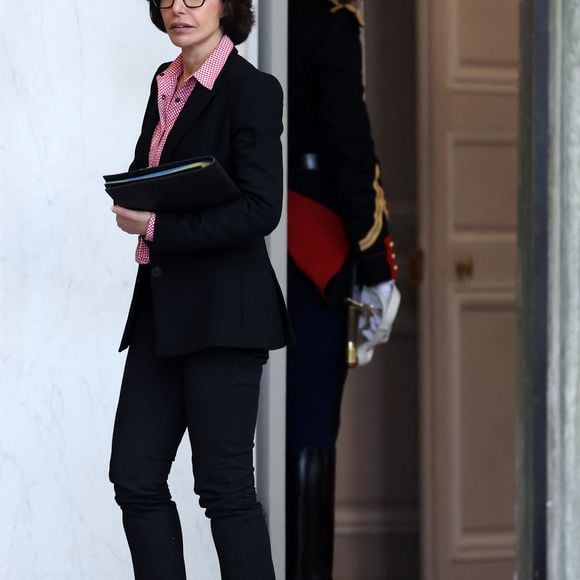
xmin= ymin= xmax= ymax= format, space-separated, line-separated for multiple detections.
xmin=151 ymin=266 xmax=163 ymax=278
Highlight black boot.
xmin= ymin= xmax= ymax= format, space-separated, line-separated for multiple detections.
xmin=286 ymin=446 xmax=336 ymax=580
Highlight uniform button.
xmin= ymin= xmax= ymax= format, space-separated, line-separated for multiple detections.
xmin=389 ymin=241 xmax=395 ymax=248
xmin=151 ymin=266 xmax=163 ymax=278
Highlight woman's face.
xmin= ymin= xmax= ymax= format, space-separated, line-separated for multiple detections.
xmin=161 ymin=0 xmax=224 ymax=53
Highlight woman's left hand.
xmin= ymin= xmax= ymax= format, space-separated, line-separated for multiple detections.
xmin=112 ymin=205 xmax=152 ymax=236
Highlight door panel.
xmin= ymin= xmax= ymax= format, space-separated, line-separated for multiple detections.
xmin=454 ymin=297 xmax=517 ymax=541
xmin=449 ymin=133 xmax=518 ymax=232
xmin=419 ymin=0 xmax=519 ymax=578
xmin=448 ymin=0 xmax=519 ymax=91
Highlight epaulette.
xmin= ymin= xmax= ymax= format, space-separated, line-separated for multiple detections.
xmin=327 ymin=0 xmax=365 ymax=27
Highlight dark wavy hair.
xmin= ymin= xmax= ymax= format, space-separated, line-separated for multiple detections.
xmin=148 ymin=0 xmax=255 ymax=45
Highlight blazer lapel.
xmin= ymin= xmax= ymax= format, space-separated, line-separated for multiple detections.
xmin=159 ymin=49 xmax=238 ymax=165
xmin=135 ymin=108 xmax=160 ymax=169
xmin=159 ymin=84 xmax=215 ymax=164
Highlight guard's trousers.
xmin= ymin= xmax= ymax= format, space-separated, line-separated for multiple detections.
xmin=286 ymin=258 xmax=348 ymax=448
xmin=108 ymin=282 xmax=275 ymax=580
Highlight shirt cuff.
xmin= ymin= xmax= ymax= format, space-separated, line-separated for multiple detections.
xmin=144 ymin=213 xmax=156 ymax=242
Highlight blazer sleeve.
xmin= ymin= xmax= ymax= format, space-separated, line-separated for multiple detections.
xmin=315 ymin=11 xmax=397 ymax=285
xmin=148 ymin=73 xmax=284 ymax=252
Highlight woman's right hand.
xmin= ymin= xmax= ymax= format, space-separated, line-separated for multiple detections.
xmin=112 ymin=205 xmax=152 ymax=236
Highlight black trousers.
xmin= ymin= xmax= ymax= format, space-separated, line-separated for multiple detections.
xmin=108 ymin=282 xmax=276 ymax=580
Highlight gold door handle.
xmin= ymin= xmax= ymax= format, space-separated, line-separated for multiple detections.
xmin=456 ymin=257 xmax=474 ymax=280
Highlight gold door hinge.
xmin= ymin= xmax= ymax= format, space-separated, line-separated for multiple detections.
xmin=409 ymin=248 xmax=424 ymax=288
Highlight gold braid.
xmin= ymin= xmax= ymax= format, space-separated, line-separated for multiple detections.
xmin=358 ymin=164 xmax=390 ymax=252
xmin=327 ymin=0 xmax=365 ymax=27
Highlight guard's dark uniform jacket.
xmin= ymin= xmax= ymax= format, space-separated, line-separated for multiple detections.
xmin=288 ymin=0 xmax=398 ymax=303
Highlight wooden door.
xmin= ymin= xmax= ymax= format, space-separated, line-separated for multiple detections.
xmin=418 ymin=0 xmax=520 ymax=578
xmin=333 ymin=1 xmax=420 ymax=579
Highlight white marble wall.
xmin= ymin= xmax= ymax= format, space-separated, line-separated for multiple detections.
xmin=0 ymin=1 xmax=258 ymax=578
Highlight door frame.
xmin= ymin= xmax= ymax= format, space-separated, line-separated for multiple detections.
xmin=517 ymin=0 xmax=549 ymax=578
xmin=417 ymin=0 xmax=437 ymax=576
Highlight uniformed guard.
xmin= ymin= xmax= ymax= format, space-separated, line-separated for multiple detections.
xmin=286 ymin=0 xmax=400 ymax=578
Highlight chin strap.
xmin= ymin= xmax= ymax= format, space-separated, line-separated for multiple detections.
xmin=328 ymin=0 xmax=365 ymax=27
xmin=357 ymin=284 xmax=401 ymax=366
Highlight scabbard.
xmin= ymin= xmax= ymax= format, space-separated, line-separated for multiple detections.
xmin=346 ymin=301 xmax=359 ymax=368
xmin=345 ymin=263 xmax=359 ymax=368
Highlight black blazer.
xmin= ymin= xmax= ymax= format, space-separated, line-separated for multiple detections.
xmin=119 ymin=48 xmax=291 ymax=357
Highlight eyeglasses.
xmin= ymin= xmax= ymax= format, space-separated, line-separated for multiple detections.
xmin=151 ymin=0 xmax=207 ymax=8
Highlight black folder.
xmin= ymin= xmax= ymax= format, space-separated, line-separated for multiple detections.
xmin=103 ymin=156 xmax=241 ymax=213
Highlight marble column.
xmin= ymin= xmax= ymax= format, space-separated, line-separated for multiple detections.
xmin=0 ymin=2 xmax=262 ymax=579
xmin=546 ymin=0 xmax=580 ymax=578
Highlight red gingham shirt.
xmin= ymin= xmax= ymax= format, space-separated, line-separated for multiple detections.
xmin=135 ymin=34 xmax=235 ymax=264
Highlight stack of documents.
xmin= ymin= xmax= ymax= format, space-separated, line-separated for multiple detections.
xmin=104 ymin=156 xmax=241 ymax=212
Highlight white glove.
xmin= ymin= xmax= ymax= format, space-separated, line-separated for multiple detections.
xmin=356 ymin=280 xmax=400 ymax=365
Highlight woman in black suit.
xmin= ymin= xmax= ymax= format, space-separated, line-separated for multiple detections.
xmin=108 ymin=1 xmax=289 ymax=578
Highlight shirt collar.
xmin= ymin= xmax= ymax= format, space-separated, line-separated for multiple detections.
xmin=194 ymin=34 xmax=234 ymax=90
xmin=159 ymin=34 xmax=234 ymax=91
